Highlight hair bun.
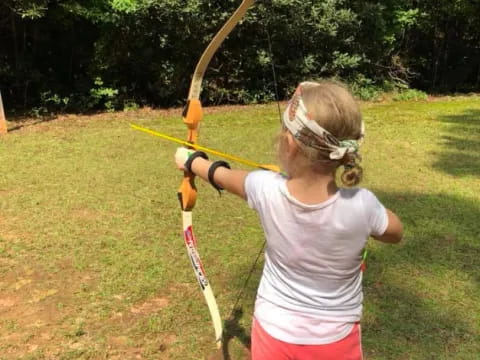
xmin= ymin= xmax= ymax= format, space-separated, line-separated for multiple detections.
xmin=341 ymin=162 xmax=363 ymax=187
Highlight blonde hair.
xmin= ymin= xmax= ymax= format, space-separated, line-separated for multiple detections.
xmin=279 ymin=80 xmax=363 ymax=186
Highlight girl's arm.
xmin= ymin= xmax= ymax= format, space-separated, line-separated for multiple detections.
xmin=175 ymin=148 xmax=249 ymax=200
xmin=372 ymin=209 xmax=403 ymax=244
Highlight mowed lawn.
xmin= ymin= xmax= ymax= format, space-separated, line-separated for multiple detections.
xmin=0 ymin=96 xmax=479 ymax=360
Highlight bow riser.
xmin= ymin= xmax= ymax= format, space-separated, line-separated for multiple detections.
xmin=178 ymin=175 xmax=197 ymax=212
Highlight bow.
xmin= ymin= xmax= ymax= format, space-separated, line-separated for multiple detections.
xmin=178 ymin=0 xmax=255 ymax=350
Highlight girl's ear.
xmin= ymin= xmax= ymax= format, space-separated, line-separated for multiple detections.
xmin=277 ymin=130 xmax=299 ymax=174
xmin=285 ymin=132 xmax=299 ymax=157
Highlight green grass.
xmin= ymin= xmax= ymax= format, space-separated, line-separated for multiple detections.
xmin=0 ymin=96 xmax=479 ymax=359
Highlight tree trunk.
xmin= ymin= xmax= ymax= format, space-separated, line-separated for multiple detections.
xmin=0 ymin=91 xmax=7 ymax=135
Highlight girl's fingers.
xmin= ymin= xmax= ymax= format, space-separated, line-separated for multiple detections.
xmin=175 ymin=147 xmax=193 ymax=170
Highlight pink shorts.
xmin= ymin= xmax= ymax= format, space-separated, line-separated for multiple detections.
xmin=251 ymin=318 xmax=363 ymax=360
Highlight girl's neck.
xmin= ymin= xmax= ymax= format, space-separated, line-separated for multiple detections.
xmin=286 ymin=171 xmax=338 ymax=205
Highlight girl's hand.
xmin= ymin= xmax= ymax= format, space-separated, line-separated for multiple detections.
xmin=175 ymin=147 xmax=194 ymax=170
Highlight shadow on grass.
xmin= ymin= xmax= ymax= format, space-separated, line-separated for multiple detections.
xmin=376 ymin=191 xmax=479 ymax=280
xmin=363 ymin=282 xmax=476 ymax=359
xmin=433 ymin=109 xmax=480 ymax=177
xmin=7 ymin=114 xmax=57 ymax=132
xmin=219 ymin=244 xmax=265 ymax=360
xmin=363 ymin=190 xmax=479 ymax=359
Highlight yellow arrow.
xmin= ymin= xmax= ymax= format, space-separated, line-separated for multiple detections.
xmin=130 ymin=123 xmax=280 ymax=173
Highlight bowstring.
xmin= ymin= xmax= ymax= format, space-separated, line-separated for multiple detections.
xmin=266 ymin=26 xmax=283 ymax=122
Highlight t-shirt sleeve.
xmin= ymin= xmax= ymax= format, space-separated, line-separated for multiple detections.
xmin=361 ymin=189 xmax=388 ymax=237
xmin=244 ymin=170 xmax=277 ymax=211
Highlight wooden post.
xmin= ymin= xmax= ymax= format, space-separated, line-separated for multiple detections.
xmin=0 ymin=91 xmax=7 ymax=135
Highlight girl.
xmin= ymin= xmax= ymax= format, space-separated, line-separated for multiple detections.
xmin=175 ymin=81 xmax=403 ymax=360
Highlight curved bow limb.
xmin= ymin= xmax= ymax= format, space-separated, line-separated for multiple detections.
xmin=178 ymin=0 xmax=256 ymax=350
xmin=187 ymin=1 xmax=256 ymax=101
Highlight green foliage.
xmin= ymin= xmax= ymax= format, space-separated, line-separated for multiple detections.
xmin=395 ymin=8 xmax=421 ymax=27
xmin=349 ymin=75 xmax=382 ymax=101
xmin=42 ymin=91 xmax=70 ymax=109
xmin=89 ymin=78 xmax=119 ymax=112
xmin=29 ymin=91 xmax=71 ymax=117
xmin=393 ymin=89 xmax=428 ymax=101
xmin=110 ymin=0 xmax=139 ymax=13
xmin=9 ymin=0 xmax=48 ymax=19
xmin=0 ymin=0 xmax=479 ymax=113
xmin=123 ymin=100 xmax=139 ymax=111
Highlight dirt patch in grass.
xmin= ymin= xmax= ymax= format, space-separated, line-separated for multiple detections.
xmin=0 ymin=261 xmax=96 ymax=358
xmin=101 ymin=296 xmax=175 ymax=359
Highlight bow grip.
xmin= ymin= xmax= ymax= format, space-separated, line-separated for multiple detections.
xmin=179 ymin=99 xmax=202 ymax=211
xmin=178 ymin=172 xmax=198 ymax=211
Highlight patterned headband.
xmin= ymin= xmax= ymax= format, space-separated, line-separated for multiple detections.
xmin=282 ymin=82 xmax=364 ymax=160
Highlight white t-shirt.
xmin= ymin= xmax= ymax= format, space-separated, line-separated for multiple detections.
xmin=244 ymin=170 xmax=388 ymax=345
